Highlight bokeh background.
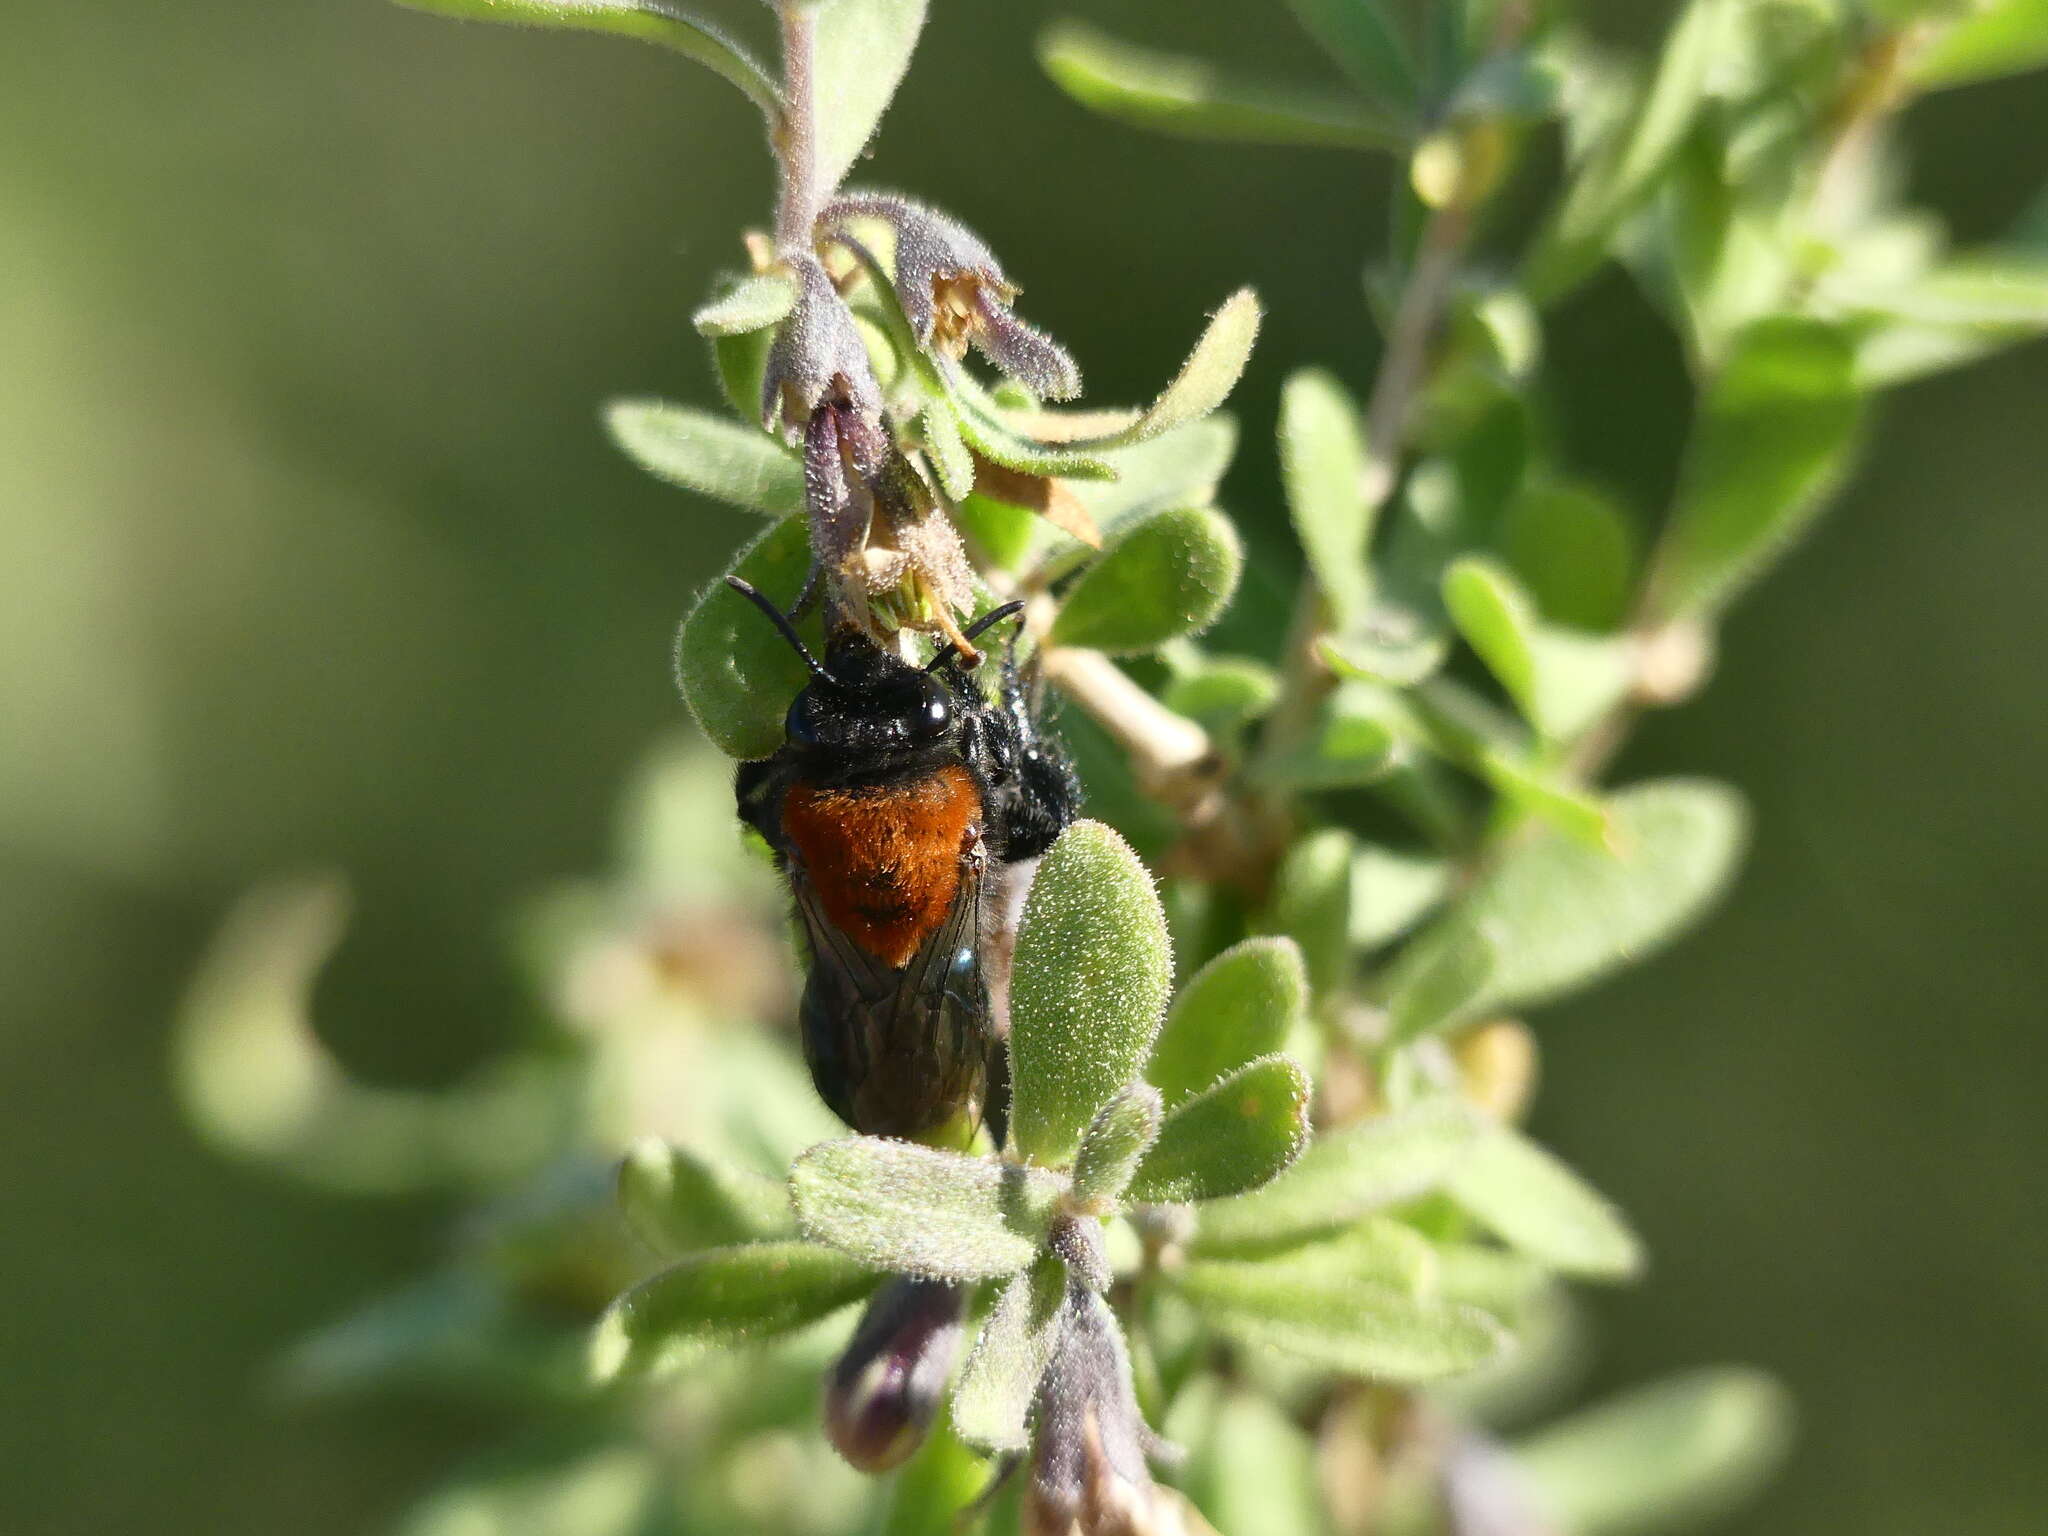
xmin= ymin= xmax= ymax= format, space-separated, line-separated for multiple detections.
xmin=3 ymin=2 xmax=2043 ymax=1533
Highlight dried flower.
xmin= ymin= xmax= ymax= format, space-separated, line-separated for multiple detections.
xmin=761 ymin=253 xmax=885 ymax=439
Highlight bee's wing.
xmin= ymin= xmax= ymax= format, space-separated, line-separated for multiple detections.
xmin=790 ymin=841 xmax=1004 ymax=1142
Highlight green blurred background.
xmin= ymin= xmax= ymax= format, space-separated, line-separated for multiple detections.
xmin=2 ymin=2 xmax=2043 ymax=1532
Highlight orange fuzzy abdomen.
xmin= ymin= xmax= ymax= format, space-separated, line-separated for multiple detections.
xmin=781 ymin=762 xmax=982 ymax=969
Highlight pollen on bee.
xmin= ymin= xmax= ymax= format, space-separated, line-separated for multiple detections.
xmin=781 ymin=762 xmax=982 ymax=968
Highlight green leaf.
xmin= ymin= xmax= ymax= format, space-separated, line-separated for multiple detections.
xmin=943 ymin=377 xmax=1119 ymax=481
xmin=1255 ymin=682 xmax=1401 ymax=791
xmin=588 ymin=1241 xmax=877 ymax=1380
xmin=1443 ymin=557 xmax=1632 ymax=742
xmin=712 ymin=325 xmax=774 ymax=421
xmin=1283 ymin=0 xmax=1418 ymax=108
xmin=1160 ymin=653 xmax=1280 ymax=747
xmin=1349 ymin=844 xmax=1451 ymax=950
xmin=1039 ymin=23 xmax=1405 ymax=151
xmin=692 ymin=272 xmax=796 ymax=337
xmin=1181 ymin=1382 xmax=1334 ymax=1536
xmin=674 ymin=514 xmax=814 ymax=760
xmin=1448 ymin=1124 xmax=1643 ymax=1280
xmin=617 ymin=1138 xmax=794 ymax=1256
xmin=1077 ymin=416 xmax=1240 ymax=533
xmin=811 ymin=0 xmax=929 ymax=194
xmin=1910 ymin=0 xmax=2048 ymax=90
xmin=395 ymin=0 xmax=779 ymax=116
xmin=1071 ymin=1083 xmax=1165 ymax=1211
xmin=1009 ymin=822 xmax=1174 ymax=1167
xmin=1319 ymin=605 xmax=1450 ymax=688
xmin=1516 ymin=1368 xmax=1794 ymax=1535
xmin=1280 ymin=368 xmax=1380 ymax=627
xmin=789 ymin=1138 xmax=1065 ymax=1280
xmin=1402 ymin=778 xmax=1748 ymax=1017
xmin=1648 ymin=317 xmax=1864 ymax=621
xmin=917 ymin=399 xmax=976 ymax=501
xmin=1128 ymin=1056 xmax=1311 ymax=1205
xmin=605 ymin=398 xmax=803 ymax=514
xmin=1148 ymin=937 xmax=1307 ymax=1108
xmin=1498 ymin=478 xmax=1636 ymax=631
xmin=1381 ymin=924 xmax=1497 ymax=1047
xmin=1050 ymin=506 xmax=1243 ymax=655
xmin=1526 ymin=0 xmax=1732 ymax=300
xmin=1065 ymin=288 xmax=1265 ymax=451
xmin=1255 ymin=828 xmax=1354 ymax=1001
xmin=1170 ymin=1250 xmax=1506 ymax=1382
xmin=951 ymin=1254 xmax=1068 ymax=1452
xmin=1192 ymin=1100 xmax=1481 ymax=1257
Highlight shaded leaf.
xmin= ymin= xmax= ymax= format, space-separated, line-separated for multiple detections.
xmin=1128 ymin=1056 xmax=1311 ymax=1205
xmin=712 ymin=325 xmax=775 ymax=422
xmin=617 ymin=1137 xmax=794 ymax=1256
xmin=1349 ymin=844 xmax=1451 ymax=950
xmin=951 ymin=1254 xmax=1068 ymax=1451
xmin=1161 ymin=653 xmax=1280 ymax=748
xmin=1280 ymin=368 xmax=1379 ymax=627
xmin=1255 ymin=681 xmax=1402 ymax=792
xmin=1443 ymin=557 xmax=1633 ymax=742
xmin=1192 ymin=1100 xmax=1480 ymax=1257
xmin=1148 ymin=937 xmax=1307 ymax=1108
xmin=790 ymin=1138 xmax=1065 ymax=1280
xmin=1498 ymin=478 xmax=1636 ymax=631
xmin=919 ymin=399 xmax=975 ymax=501
xmin=1181 ymin=1381 xmax=1334 ymax=1536
xmin=396 ymin=0 xmax=778 ymax=116
xmin=1255 ymin=828 xmax=1354 ymax=1002
xmin=1319 ymin=605 xmax=1451 ymax=688
xmin=692 ymin=271 xmax=796 ymax=337
xmin=1648 ymin=317 xmax=1864 ymax=621
xmin=605 ymin=398 xmax=803 ymax=514
xmin=589 ymin=1241 xmax=877 ymax=1380
xmin=1009 ymin=823 xmax=1175 ymax=1166
xmin=673 ymin=514 xmax=814 ymax=760
xmin=811 ymin=0 xmax=929 ymax=194
xmin=1382 ymin=924 xmax=1497 ymax=1047
xmin=1050 ymin=505 xmax=1244 ymax=655
xmin=1517 ymin=1368 xmax=1794 ymax=1535
xmin=1071 ymin=1084 xmax=1165 ymax=1211
xmin=1283 ymin=0 xmax=1418 ymax=107
xmin=1449 ymin=1125 xmax=1643 ymax=1281
xmin=1040 ymin=22 xmax=1405 ymax=151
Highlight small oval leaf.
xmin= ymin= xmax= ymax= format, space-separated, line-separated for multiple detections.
xmin=692 ymin=272 xmax=796 ymax=337
xmin=617 ymin=1137 xmax=795 ymax=1257
xmin=1051 ymin=505 xmax=1244 ymax=655
xmin=1148 ymin=937 xmax=1307 ymax=1109
xmin=606 ymin=398 xmax=804 ymax=514
xmin=673 ymin=515 xmax=814 ymax=760
xmin=1127 ymin=1055 xmax=1311 ymax=1205
xmin=1280 ymin=368 xmax=1379 ymax=627
xmin=1448 ymin=1124 xmax=1643 ymax=1281
xmin=951 ymin=1254 xmax=1069 ymax=1452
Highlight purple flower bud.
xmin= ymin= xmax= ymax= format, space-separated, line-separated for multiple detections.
xmin=761 ymin=254 xmax=884 ymax=440
xmin=823 ymin=1278 xmax=965 ymax=1474
xmin=826 ymin=192 xmax=1083 ymax=402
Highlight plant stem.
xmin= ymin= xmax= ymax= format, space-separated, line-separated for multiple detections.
xmin=772 ymin=1 xmax=820 ymax=251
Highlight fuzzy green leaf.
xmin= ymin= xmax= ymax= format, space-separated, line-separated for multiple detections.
xmin=588 ymin=1241 xmax=877 ymax=1381
xmin=1065 ymin=289 xmax=1264 ymax=451
xmin=1192 ymin=1100 xmax=1480 ymax=1257
xmin=945 ymin=383 xmax=1119 ymax=482
xmin=1050 ymin=506 xmax=1243 ymax=655
xmin=1148 ymin=937 xmax=1307 ymax=1109
xmin=1071 ymin=1084 xmax=1165 ymax=1211
xmin=1181 ymin=1382 xmax=1334 ymax=1536
xmin=1449 ymin=1125 xmax=1643 ymax=1281
xmin=1401 ymin=778 xmax=1748 ymax=1018
xmin=1040 ymin=23 xmax=1405 ymax=151
xmin=1910 ymin=0 xmax=2048 ymax=89
xmin=1009 ymin=822 xmax=1174 ymax=1167
xmin=1499 ymin=478 xmax=1636 ymax=631
xmin=917 ymin=399 xmax=976 ymax=501
xmin=1381 ymin=925 xmax=1497 ymax=1047
xmin=1170 ymin=1251 xmax=1506 ymax=1382
xmin=606 ymin=399 xmax=803 ymax=514
xmin=1649 ymin=317 xmax=1864 ymax=621
xmin=1443 ymin=557 xmax=1632 ymax=742
xmin=1280 ymin=368 xmax=1379 ymax=627
xmin=395 ymin=0 xmax=779 ymax=116
xmin=691 ymin=272 xmax=796 ymax=337
xmin=712 ymin=326 xmax=774 ymax=421
xmin=1319 ymin=606 xmax=1450 ymax=688
xmin=1349 ymin=844 xmax=1451 ymax=950
xmin=674 ymin=515 xmax=813 ymax=760
xmin=811 ymin=0 xmax=929 ymax=194
xmin=1161 ymin=653 xmax=1280 ymax=747
xmin=1255 ymin=681 xmax=1400 ymax=791
xmin=617 ymin=1138 xmax=794 ymax=1257
xmin=1283 ymin=0 xmax=1418 ymax=107
xmin=1127 ymin=1056 xmax=1311 ymax=1205
xmin=1516 ymin=1368 xmax=1794 ymax=1534
xmin=1255 ymin=828 xmax=1354 ymax=1001
xmin=951 ymin=1254 xmax=1068 ymax=1452
xmin=789 ymin=1138 xmax=1064 ymax=1280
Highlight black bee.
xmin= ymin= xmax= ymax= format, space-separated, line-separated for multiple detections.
xmin=728 ymin=579 xmax=1079 ymax=1143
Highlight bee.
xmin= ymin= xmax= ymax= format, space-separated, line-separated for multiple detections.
xmin=727 ymin=579 xmax=1080 ymax=1143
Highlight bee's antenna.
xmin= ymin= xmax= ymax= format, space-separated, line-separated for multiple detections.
xmin=725 ymin=576 xmax=833 ymax=684
xmin=929 ymin=600 xmax=1027 ymax=671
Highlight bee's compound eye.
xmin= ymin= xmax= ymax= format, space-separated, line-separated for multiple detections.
xmin=912 ymin=680 xmax=951 ymax=739
xmin=786 ymin=691 xmax=822 ymax=747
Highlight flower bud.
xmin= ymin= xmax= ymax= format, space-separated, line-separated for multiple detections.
xmin=823 ymin=1277 xmax=965 ymax=1473
xmin=761 ymin=254 xmax=884 ymax=440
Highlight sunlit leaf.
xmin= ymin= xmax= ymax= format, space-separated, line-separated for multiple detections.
xmin=1254 ymin=682 xmax=1400 ymax=791
xmin=589 ymin=1241 xmax=877 ymax=1380
xmin=1443 ymin=557 xmax=1633 ymax=742
xmin=674 ymin=514 xmax=814 ymax=760
xmin=692 ymin=271 xmax=796 ymax=337
xmin=1255 ymin=828 xmax=1354 ymax=1001
xmin=1161 ymin=653 xmax=1280 ymax=749
xmin=1448 ymin=1124 xmax=1643 ymax=1280
xmin=789 ymin=1137 xmax=1065 ymax=1280
xmin=811 ymin=0 xmax=930 ymax=193
xmin=1517 ymin=1368 xmax=1794 ymax=1534
xmin=952 ymin=1254 xmax=1068 ymax=1451
xmin=1910 ymin=0 xmax=2048 ymax=90
xmin=918 ymin=398 xmax=976 ymax=500
xmin=1148 ymin=937 xmax=1307 ymax=1108
xmin=1647 ymin=317 xmax=1864 ymax=621
xmin=605 ymin=398 xmax=804 ymax=514
xmin=395 ymin=0 xmax=779 ymax=116
xmin=1071 ymin=1083 xmax=1165 ymax=1211
xmin=1062 ymin=288 xmax=1264 ymax=450
xmin=1040 ymin=22 xmax=1405 ymax=151
xmin=1499 ymin=478 xmax=1636 ymax=631
xmin=1381 ymin=924 xmax=1497 ymax=1047
xmin=1009 ymin=821 xmax=1174 ymax=1166
xmin=1280 ymin=368 xmax=1380 ymax=627
xmin=1128 ymin=1056 xmax=1311 ymax=1205
xmin=1051 ymin=506 xmax=1244 ymax=655
xmin=618 ymin=1137 xmax=795 ymax=1256
xmin=1349 ymin=844 xmax=1451 ymax=950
